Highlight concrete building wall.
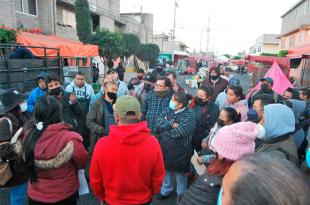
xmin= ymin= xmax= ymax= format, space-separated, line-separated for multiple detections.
xmin=280 ymin=29 xmax=310 ymax=50
xmin=0 ymin=0 xmax=16 ymax=28
xmin=120 ymin=13 xmax=154 ymax=44
xmin=55 ymin=3 xmax=78 ymax=40
xmin=37 ymin=0 xmax=54 ymax=35
xmin=262 ymin=44 xmax=280 ymax=54
xmin=0 ymin=0 xmax=55 ymax=35
xmin=281 ymin=0 xmax=310 ymax=35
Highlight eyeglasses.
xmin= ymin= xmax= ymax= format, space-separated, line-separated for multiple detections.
xmin=155 ymin=83 xmax=167 ymax=88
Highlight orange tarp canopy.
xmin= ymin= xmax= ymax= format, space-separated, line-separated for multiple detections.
xmin=17 ymin=32 xmax=99 ymax=57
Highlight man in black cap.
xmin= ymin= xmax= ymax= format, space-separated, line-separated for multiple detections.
xmin=249 ymin=77 xmax=282 ymax=107
xmin=127 ymin=68 xmax=145 ymax=91
xmin=135 ymin=72 xmax=156 ymax=104
xmin=27 ymin=72 xmax=49 ymax=113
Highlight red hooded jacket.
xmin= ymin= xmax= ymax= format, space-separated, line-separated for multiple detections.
xmin=90 ymin=121 xmax=165 ymax=205
xmin=18 ymin=123 xmax=88 ymax=203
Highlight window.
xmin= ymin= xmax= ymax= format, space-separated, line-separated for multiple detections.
xmin=257 ymin=45 xmax=262 ymax=53
xmin=63 ymin=9 xmax=76 ymax=28
xmin=289 ymin=36 xmax=296 ymax=48
xmin=300 ymin=31 xmax=304 ymax=43
xmin=305 ymin=0 xmax=309 ymax=13
xmin=15 ymin=0 xmax=37 ymax=15
xmin=281 ymin=39 xmax=286 ymax=49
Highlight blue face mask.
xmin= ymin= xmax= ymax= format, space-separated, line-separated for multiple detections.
xmin=169 ymin=100 xmax=176 ymax=110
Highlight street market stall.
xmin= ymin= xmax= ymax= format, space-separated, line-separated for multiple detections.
xmin=245 ymin=55 xmax=290 ymax=86
xmin=17 ymin=32 xmax=99 ymax=85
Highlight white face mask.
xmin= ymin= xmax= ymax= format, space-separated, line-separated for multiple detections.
xmin=19 ymin=102 xmax=27 ymax=113
xmin=257 ymin=123 xmax=266 ymax=139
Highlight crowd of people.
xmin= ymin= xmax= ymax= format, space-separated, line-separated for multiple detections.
xmin=0 ymin=65 xmax=310 ymax=205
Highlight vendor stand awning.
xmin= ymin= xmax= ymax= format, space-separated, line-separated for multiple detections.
xmin=245 ymin=55 xmax=290 ymax=68
xmin=17 ymin=32 xmax=99 ymax=57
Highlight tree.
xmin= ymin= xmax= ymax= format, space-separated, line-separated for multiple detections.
xmin=232 ymin=55 xmax=242 ymax=60
xmin=137 ymin=43 xmax=160 ymax=68
xmin=278 ymin=50 xmax=288 ymax=57
xmin=75 ymin=0 xmax=92 ymax=43
xmin=90 ymin=29 xmax=125 ymax=60
xmin=122 ymin=33 xmax=140 ymax=57
xmin=224 ymin=54 xmax=231 ymax=59
xmin=0 ymin=27 xmax=17 ymax=44
xmin=260 ymin=53 xmax=278 ymax=57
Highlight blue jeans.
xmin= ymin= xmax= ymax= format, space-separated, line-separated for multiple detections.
xmin=10 ymin=182 xmax=27 ymax=205
xmin=160 ymin=170 xmax=188 ymax=196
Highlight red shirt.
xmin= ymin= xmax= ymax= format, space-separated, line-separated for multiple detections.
xmin=90 ymin=121 xmax=165 ymax=205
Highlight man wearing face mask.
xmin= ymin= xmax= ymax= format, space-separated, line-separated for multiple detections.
xmin=127 ymin=68 xmax=145 ymax=91
xmin=86 ymin=81 xmax=118 ymax=155
xmin=45 ymin=75 xmax=84 ymax=135
xmin=166 ymin=71 xmax=186 ymax=93
xmin=141 ymin=77 xmax=174 ymax=135
xmin=202 ymin=67 xmax=228 ymax=101
xmin=249 ymin=77 xmax=282 ymax=107
xmin=135 ymin=73 xmax=157 ymax=104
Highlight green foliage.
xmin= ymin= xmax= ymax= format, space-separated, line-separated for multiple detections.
xmin=137 ymin=43 xmax=159 ymax=61
xmin=278 ymin=50 xmax=288 ymax=57
xmin=75 ymin=0 xmax=92 ymax=43
xmin=232 ymin=55 xmax=242 ymax=60
xmin=136 ymin=43 xmax=160 ymax=68
xmin=260 ymin=53 xmax=278 ymax=57
xmin=0 ymin=28 xmax=17 ymax=44
xmin=90 ymin=29 xmax=125 ymax=59
xmin=224 ymin=54 xmax=231 ymax=59
xmin=122 ymin=33 xmax=140 ymax=57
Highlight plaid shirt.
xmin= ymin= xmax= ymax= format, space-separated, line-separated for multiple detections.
xmin=141 ymin=90 xmax=173 ymax=133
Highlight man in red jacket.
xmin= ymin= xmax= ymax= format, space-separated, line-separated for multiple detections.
xmin=90 ymin=95 xmax=165 ymax=205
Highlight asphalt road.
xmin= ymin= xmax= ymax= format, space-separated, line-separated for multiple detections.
xmin=0 ymin=72 xmax=251 ymax=205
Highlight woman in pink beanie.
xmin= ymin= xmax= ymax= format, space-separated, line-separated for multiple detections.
xmin=178 ymin=122 xmax=259 ymax=205
xmin=212 ymin=121 xmax=259 ymax=161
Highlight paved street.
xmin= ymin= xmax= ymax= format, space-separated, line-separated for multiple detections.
xmin=77 ymin=72 xmax=252 ymax=205
xmin=0 ymin=72 xmax=251 ymax=205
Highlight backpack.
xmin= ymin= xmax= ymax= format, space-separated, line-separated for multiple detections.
xmin=0 ymin=143 xmax=13 ymax=186
xmin=0 ymin=128 xmax=27 ymax=188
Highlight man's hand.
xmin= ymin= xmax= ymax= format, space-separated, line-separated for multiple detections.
xmin=201 ymin=141 xmax=208 ymax=149
xmin=70 ymin=93 xmax=77 ymax=104
xmin=172 ymin=123 xmax=179 ymax=128
xmin=197 ymin=156 xmax=203 ymax=165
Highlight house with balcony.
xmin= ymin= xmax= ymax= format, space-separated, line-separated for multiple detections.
xmin=279 ymin=0 xmax=310 ymax=86
xmin=249 ymin=34 xmax=280 ymax=56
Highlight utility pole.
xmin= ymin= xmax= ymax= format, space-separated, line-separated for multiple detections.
xmin=173 ymin=0 xmax=178 ymax=42
xmin=206 ymin=16 xmax=211 ymax=55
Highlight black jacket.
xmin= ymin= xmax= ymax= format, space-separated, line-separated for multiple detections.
xmin=178 ymin=173 xmax=222 ymax=205
xmin=59 ymin=93 xmax=84 ymax=135
xmin=190 ymin=99 xmax=219 ymax=152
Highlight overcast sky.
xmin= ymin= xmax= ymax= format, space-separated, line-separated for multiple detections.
xmin=120 ymin=0 xmax=297 ymax=55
